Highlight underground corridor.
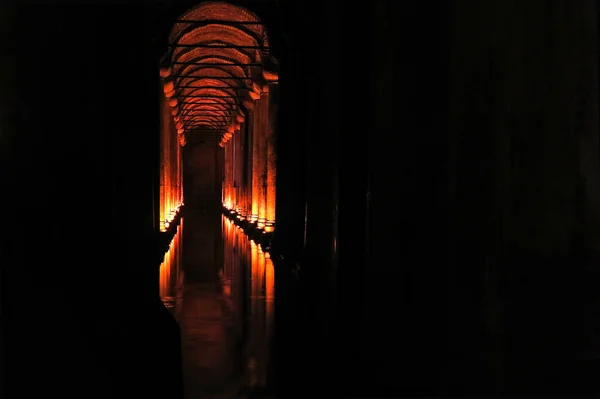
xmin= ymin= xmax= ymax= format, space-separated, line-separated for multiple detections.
xmin=4 ymin=0 xmax=600 ymax=398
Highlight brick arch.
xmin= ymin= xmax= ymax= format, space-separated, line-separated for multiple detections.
xmin=161 ymin=1 xmax=277 ymax=144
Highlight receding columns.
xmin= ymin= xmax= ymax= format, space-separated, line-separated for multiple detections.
xmin=222 ymin=72 xmax=278 ymax=238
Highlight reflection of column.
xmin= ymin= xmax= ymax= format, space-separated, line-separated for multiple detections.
xmin=248 ymin=241 xmax=265 ymax=388
xmin=159 ymin=222 xmax=183 ymax=310
xmin=256 ymin=247 xmax=267 ymax=386
xmin=177 ymin=217 xmax=184 ymax=290
xmin=265 ymin=84 xmax=277 ymax=233
xmin=251 ymin=241 xmax=259 ymax=316
xmin=265 ymin=253 xmax=275 ymax=386
xmin=257 ymin=93 xmax=269 ymax=229
xmin=159 ymin=254 xmax=169 ymax=300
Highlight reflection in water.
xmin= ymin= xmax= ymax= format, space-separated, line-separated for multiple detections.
xmin=159 ymin=212 xmax=274 ymax=398
xmin=159 ymin=218 xmax=184 ymax=315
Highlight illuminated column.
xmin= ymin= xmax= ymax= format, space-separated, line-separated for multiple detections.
xmin=265 ymin=84 xmax=277 ymax=233
xmin=175 ymin=122 xmax=181 ymax=207
xmin=225 ymin=139 xmax=234 ymax=209
xmin=229 ymin=138 xmax=235 ymax=209
xmin=223 ymin=142 xmax=231 ymax=208
xmin=160 ymin=93 xmax=172 ymax=231
xmin=177 ymin=128 xmax=183 ymax=206
xmin=221 ymin=146 xmax=226 ymax=206
xmin=170 ymin=123 xmax=176 ymax=214
xmin=235 ymin=123 xmax=244 ymax=216
xmin=159 ymin=151 xmax=166 ymax=232
xmin=231 ymin=131 xmax=237 ymax=211
xmin=256 ymin=91 xmax=269 ymax=230
xmin=234 ymin=125 xmax=243 ymax=214
xmin=251 ymin=105 xmax=260 ymax=223
xmin=244 ymin=118 xmax=253 ymax=221
xmin=223 ymin=141 xmax=228 ymax=208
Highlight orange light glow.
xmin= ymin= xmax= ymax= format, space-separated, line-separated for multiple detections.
xmin=163 ymin=81 xmax=175 ymax=93
xmin=249 ymin=91 xmax=260 ymax=101
xmin=159 ymin=67 xmax=172 ymax=78
xmin=262 ymin=69 xmax=278 ymax=82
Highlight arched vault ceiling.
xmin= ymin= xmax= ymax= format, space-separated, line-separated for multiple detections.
xmin=162 ymin=1 xmax=277 ymax=144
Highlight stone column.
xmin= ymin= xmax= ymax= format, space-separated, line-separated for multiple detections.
xmin=222 ymin=143 xmax=227 ymax=208
xmin=245 ymin=115 xmax=253 ymax=221
xmin=257 ymin=92 xmax=269 ymax=230
xmin=230 ymin=139 xmax=235 ymax=209
xmin=251 ymin=105 xmax=260 ymax=224
xmin=265 ymin=84 xmax=278 ymax=233
xmin=227 ymin=138 xmax=234 ymax=209
xmin=233 ymin=127 xmax=241 ymax=213
xmin=176 ymin=126 xmax=182 ymax=207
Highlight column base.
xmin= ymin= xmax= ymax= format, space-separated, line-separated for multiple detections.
xmin=264 ymin=221 xmax=275 ymax=234
xmin=221 ymin=206 xmax=273 ymax=252
xmin=257 ymin=217 xmax=266 ymax=230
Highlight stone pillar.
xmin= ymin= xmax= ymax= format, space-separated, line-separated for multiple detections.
xmin=257 ymin=92 xmax=269 ymax=230
xmin=222 ymin=144 xmax=227 ymax=207
xmin=231 ymin=134 xmax=236 ymax=210
xmin=237 ymin=123 xmax=245 ymax=219
xmin=251 ymin=105 xmax=260 ymax=224
xmin=176 ymin=126 xmax=182 ymax=207
xmin=245 ymin=116 xmax=253 ymax=221
xmin=222 ymin=141 xmax=227 ymax=207
xmin=227 ymin=138 xmax=234 ymax=209
xmin=265 ymin=84 xmax=278 ymax=233
xmin=234 ymin=126 xmax=243 ymax=214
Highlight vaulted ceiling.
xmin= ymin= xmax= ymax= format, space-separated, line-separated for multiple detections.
xmin=160 ymin=1 xmax=278 ymax=146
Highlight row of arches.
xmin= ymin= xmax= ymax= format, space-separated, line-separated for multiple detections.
xmin=159 ymin=1 xmax=279 ymax=233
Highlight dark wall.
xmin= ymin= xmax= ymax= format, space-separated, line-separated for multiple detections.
xmin=2 ymin=5 xmax=182 ymax=398
xmin=273 ymin=0 xmax=600 ymax=397
xmin=337 ymin=1 xmax=600 ymax=397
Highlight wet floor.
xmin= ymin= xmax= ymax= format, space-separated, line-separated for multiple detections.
xmin=159 ymin=210 xmax=275 ymax=399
